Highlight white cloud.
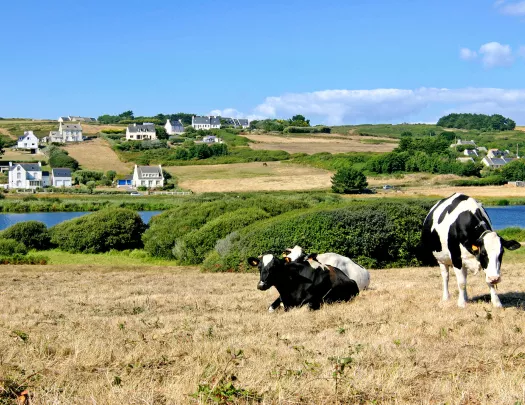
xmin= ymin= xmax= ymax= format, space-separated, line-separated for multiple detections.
xmin=460 ymin=48 xmax=477 ymax=61
xmin=496 ymin=0 xmax=525 ymax=15
xmin=236 ymin=87 xmax=525 ymax=125
xmin=479 ymin=42 xmax=514 ymax=67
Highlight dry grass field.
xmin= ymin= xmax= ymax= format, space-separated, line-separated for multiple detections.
xmin=1 ymin=259 xmax=525 ymax=404
xmin=63 ymin=138 xmax=133 ymax=174
xmin=1 ymin=148 xmax=44 ymax=162
xmin=243 ymin=134 xmax=397 ymax=154
xmin=81 ymin=124 xmax=127 ymax=135
xmin=167 ymin=162 xmax=332 ymax=193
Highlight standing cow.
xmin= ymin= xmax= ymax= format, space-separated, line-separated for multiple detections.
xmin=422 ymin=193 xmax=521 ymax=307
xmin=248 ymin=254 xmax=359 ymax=311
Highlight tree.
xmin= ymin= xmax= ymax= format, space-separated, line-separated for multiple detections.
xmin=501 ymin=160 xmax=525 ymax=181
xmin=331 ymin=167 xmax=368 ymax=194
xmin=155 ymin=126 xmax=168 ymax=140
xmin=119 ymin=110 xmax=134 ymax=120
xmin=106 ymin=170 xmax=117 ymax=181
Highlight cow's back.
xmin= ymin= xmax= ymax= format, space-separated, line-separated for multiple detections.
xmin=316 ymin=253 xmax=370 ymax=291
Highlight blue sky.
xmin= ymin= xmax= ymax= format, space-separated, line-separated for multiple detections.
xmin=1 ymin=0 xmax=524 ymax=124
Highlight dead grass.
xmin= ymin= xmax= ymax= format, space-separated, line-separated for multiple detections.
xmin=82 ymin=124 xmax=127 ymax=135
xmin=1 ymin=261 xmax=525 ymax=404
xmin=2 ymin=148 xmax=44 ymax=162
xmin=243 ymin=134 xmax=397 ymax=154
xmin=0 ymin=127 xmax=17 ymax=140
xmin=62 ymin=138 xmax=133 ymax=174
xmin=167 ymin=161 xmax=332 ymax=193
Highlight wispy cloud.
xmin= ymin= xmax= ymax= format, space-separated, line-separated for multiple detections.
xmin=495 ymin=0 xmax=525 ymax=15
xmin=460 ymin=41 xmax=515 ymax=67
xmin=213 ymin=87 xmax=525 ymax=125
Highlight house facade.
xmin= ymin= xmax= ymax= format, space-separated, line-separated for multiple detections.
xmin=17 ymin=131 xmax=39 ymax=150
xmin=191 ymin=116 xmax=221 ymax=130
xmin=126 ymin=123 xmax=157 ymax=140
xmin=132 ymin=164 xmax=164 ymax=188
xmin=46 ymin=122 xmax=83 ymax=143
xmin=481 ymin=156 xmax=514 ymax=169
xmin=52 ymin=168 xmax=72 ymax=187
xmin=165 ymin=119 xmax=184 ymax=135
xmin=8 ymin=162 xmax=43 ymax=189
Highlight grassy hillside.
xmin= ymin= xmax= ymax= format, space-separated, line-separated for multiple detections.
xmin=1 ymin=261 xmax=525 ymax=404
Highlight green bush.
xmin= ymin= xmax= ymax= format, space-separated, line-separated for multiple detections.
xmin=498 ymin=227 xmax=525 ymax=242
xmin=202 ymin=200 xmax=434 ymax=271
xmin=0 ymin=254 xmax=48 ymax=265
xmin=450 ymin=175 xmax=506 ymax=187
xmin=50 ymin=208 xmax=147 ymax=253
xmin=0 ymin=239 xmax=28 ymax=256
xmin=174 ymin=208 xmax=271 ymax=264
xmin=1 ymin=221 xmax=51 ymax=250
xmin=331 ymin=167 xmax=368 ymax=194
xmin=49 ymin=151 xmax=79 ymax=171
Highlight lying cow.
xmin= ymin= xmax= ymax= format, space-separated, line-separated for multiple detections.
xmin=422 ymin=193 xmax=521 ymax=307
xmin=248 ymin=254 xmax=359 ymax=311
xmin=283 ymin=246 xmax=370 ymax=291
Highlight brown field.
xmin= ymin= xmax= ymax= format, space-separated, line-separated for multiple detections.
xmin=82 ymin=124 xmax=127 ymax=135
xmin=167 ymin=161 xmax=333 ymax=193
xmin=243 ymin=134 xmax=397 ymax=154
xmin=1 ymin=261 xmax=525 ymax=404
xmin=63 ymin=138 xmax=133 ymax=174
xmin=2 ymin=148 xmax=44 ymax=162
xmin=516 ymin=126 xmax=525 ymax=132
xmin=0 ymin=127 xmax=17 ymax=140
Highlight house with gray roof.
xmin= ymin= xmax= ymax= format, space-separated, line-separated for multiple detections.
xmin=126 ymin=123 xmax=157 ymax=141
xmin=58 ymin=116 xmax=96 ymax=123
xmin=17 ymin=131 xmax=39 ymax=151
xmin=192 ymin=116 xmax=221 ymax=130
xmin=58 ymin=116 xmax=71 ymax=122
xmin=482 ymin=156 xmax=515 ymax=169
xmin=8 ymin=162 xmax=43 ymax=189
xmin=165 ymin=119 xmax=184 ymax=135
xmin=132 ymin=164 xmax=164 ymax=188
xmin=52 ymin=168 xmax=72 ymax=187
xmin=46 ymin=122 xmax=83 ymax=143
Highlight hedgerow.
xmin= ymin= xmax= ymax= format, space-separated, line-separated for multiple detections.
xmin=202 ymin=200 xmax=435 ymax=272
xmin=50 ymin=208 xmax=147 ymax=253
xmin=0 ymin=254 xmax=48 ymax=265
xmin=1 ymin=221 xmax=51 ymax=249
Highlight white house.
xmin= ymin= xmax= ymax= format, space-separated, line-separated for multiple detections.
xmin=8 ymin=162 xmax=43 ymax=189
xmin=165 ymin=119 xmax=184 ymax=135
xmin=126 ymin=123 xmax=157 ymax=140
xmin=132 ymin=164 xmax=164 ymax=188
xmin=17 ymin=131 xmax=39 ymax=150
xmin=202 ymin=135 xmax=222 ymax=143
xmin=58 ymin=116 xmax=96 ymax=122
xmin=463 ymin=149 xmax=478 ymax=157
xmin=192 ymin=116 xmax=221 ymax=130
xmin=456 ymin=157 xmax=475 ymax=163
xmin=233 ymin=118 xmax=249 ymax=128
xmin=47 ymin=122 xmax=83 ymax=143
xmin=482 ymin=156 xmax=514 ymax=169
xmin=51 ymin=168 xmax=72 ymax=187
xmin=451 ymin=139 xmax=477 ymax=148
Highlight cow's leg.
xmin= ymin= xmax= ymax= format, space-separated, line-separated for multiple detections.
xmin=488 ymin=284 xmax=503 ymax=308
xmin=439 ymin=263 xmax=450 ymax=301
xmin=454 ymin=267 xmax=468 ymax=308
xmin=268 ymin=296 xmax=282 ymax=313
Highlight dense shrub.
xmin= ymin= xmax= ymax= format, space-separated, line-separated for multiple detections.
xmin=331 ymin=167 xmax=368 ymax=194
xmin=0 ymin=254 xmax=48 ymax=265
xmin=283 ymin=126 xmax=331 ymax=134
xmin=437 ymin=113 xmax=516 ymax=131
xmin=0 ymin=239 xmax=28 ymax=256
xmin=50 ymin=208 xmax=147 ymax=253
xmin=501 ymin=160 xmax=525 ymax=182
xmin=498 ymin=227 xmax=525 ymax=242
xmin=173 ymin=208 xmax=271 ymax=264
xmin=1 ymin=221 xmax=51 ymax=249
xmin=202 ymin=200 xmax=434 ymax=271
xmin=49 ymin=150 xmax=79 ymax=170
xmin=450 ymin=175 xmax=506 ymax=187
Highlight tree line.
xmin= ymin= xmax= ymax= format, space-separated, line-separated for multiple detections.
xmin=437 ymin=113 xmax=516 ymax=131
xmin=98 ymin=110 xmax=195 ymax=126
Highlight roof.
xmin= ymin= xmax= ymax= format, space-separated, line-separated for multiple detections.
xmin=136 ymin=165 xmax=163 ymax=179
xmin=61 ymin=123 xmax=82 ymax=130
xmin=59 ymin=116 xmax=71 ymax=121
xmin=168 ymin=120 xmax=184 ymax=128
xmin=52 ymin=168 xmax=72 ymax=177
xmin=18 ymin=131 xmax=37 ymax=141
xmin=237 ymin=119 xmax=249 ymax=126
xmin=193 ymin=116 xmax=210 ymax=125
xmin=9 ymin=163 xmax=41 ymax=172
xmin=484 ymin=156 xmax=514 ymax=166
xmin=210 ymin=116 xmax=221 ymax=126
xmin=127 ymin=123 xmax=156 ymax=133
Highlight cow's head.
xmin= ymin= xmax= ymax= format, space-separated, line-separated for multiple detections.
xmin=472 ymin=232 xmax=521 ymax=284
xmin=248 ymin=254 xmax=284 ymax=291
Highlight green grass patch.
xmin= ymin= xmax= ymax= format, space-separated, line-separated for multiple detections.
xmin=43 ymin=249 xmax=179 ymax=266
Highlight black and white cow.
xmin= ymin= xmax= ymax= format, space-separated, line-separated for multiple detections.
xmin=422 ymin=193 xmax=521 ymax=307
xmin=248 ymin=254 xmax=359 ymax=311
xmin=283 ymin=246 xmax=370 ymax=291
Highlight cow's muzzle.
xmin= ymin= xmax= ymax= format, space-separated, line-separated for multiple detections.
xmin=487 ymin=276 xmax=501 ymax=285
xmin=257 ymin=281 xmax=270 ymax=291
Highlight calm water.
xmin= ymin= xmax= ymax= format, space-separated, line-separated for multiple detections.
xmin=485 ymin=206 xmax=525 ymax=230
xmin=0 ymin=211 xmax=163 ymax=230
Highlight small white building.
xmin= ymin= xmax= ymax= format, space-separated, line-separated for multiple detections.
xmin=192 ymin=116 xmax=221 ymax=130
xmin=165 ymin=119 xmax=184 ymax=135
xmin=52 ymin=168 xmax=72 ymax=187
xmin=17 ymin=131 xmax=39 ymax=150
xmin=482 ymin=156 xmax=514 ymax=169
xmin=8 ymin=162 xmax=43 ymax=189
xmin=126 ymin=123 xmax=157 ymax=141
xmin=457 ymin=157 xmax=475 ymax=163
xmin=132 ymin=164 xmax=164 ymax=188
xmin=463 ymin=149 xmax=478 ymax=157
xmin=202 ymin=135 xmax=222 ymax=143
xmin=58 ymin=116 xmax=96 ymax=123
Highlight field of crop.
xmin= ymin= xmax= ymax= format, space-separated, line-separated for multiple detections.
xmin=62 ymin=137 xmax=133 ymax=174
xmin=1 ymin=256 xmax=525 ymax=404
xmin=166 ymin=161 xmax=333 ymax=192
xmin=244 ymin=133 xmax=397 ymax=154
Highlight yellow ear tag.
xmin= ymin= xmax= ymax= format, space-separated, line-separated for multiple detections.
xmin=472 ymin=245 xmax=479 ymax=252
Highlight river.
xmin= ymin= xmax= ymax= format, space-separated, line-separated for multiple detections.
xmin=0 ymin=211 xmax=163 ymax=230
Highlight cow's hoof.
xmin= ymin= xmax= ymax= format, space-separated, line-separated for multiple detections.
xmin=492 ymin=301 xmax=503 ymax=308
xmin=457 ymin=301 xmax=467 ymax=308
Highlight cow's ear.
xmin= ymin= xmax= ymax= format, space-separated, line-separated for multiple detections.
xmin=306 ymin=253 xmax=318 ymax=261
xmin=247 ymin=257 xmax=260 ymax=267
xmin=501 ymin=238 xmax=521 ymax=251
